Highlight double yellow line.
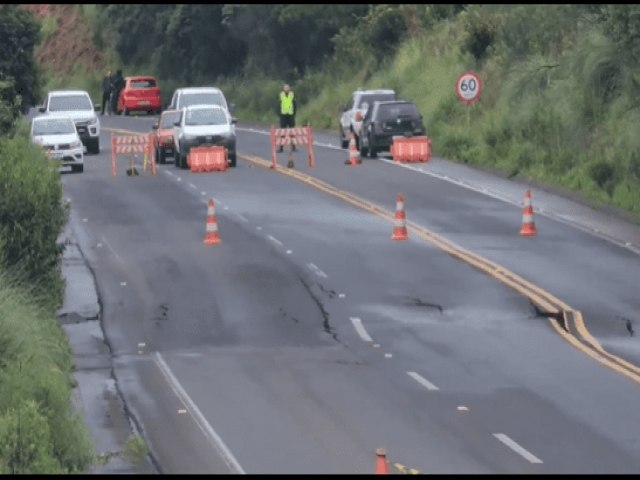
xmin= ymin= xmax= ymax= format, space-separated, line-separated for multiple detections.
xmin=241 ymin=154 xmax=640 ymax=385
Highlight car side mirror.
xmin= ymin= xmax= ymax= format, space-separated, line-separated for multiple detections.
xmin=38 ymin=106 xmax=45 ymax=113
xmin=231 ymin=117 xmax=238 ymax=125
xmin=152 ymin=124 xmax=159 ymax=130
xmin=94 ymin=104 xmax=101 ymax=111
xmin=229 ymin=103 xmax=236 ymax=114
xmin=173 ymin=121 xmax=181 ymax=127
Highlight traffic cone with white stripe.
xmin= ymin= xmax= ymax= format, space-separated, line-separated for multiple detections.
xmin=520 ymin=190 xmax=537 ymax=236
xmin=345 ymin=132 xmax=362 ymax=166
xmin=375 ymin=448 xmax=390 ymax=474
xmin=204 ymin=199 xmax=221 ymax=245
xmin=392 ymin=194 xmax=408 ymax=241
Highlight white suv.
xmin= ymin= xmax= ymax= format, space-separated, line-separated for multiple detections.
xmin=168 ymin=87 xmax=234 ymax=114
xmin=339 ymin=89 xmax=396 ymax=148
xmin=173 ymin=104 xmax=237 ymax=169
xmin=39 ymin=90 xmax=101 ymax=154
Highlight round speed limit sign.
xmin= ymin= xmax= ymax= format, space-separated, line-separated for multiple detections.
xmin=456 ymin=72 xmax=482 ymax=105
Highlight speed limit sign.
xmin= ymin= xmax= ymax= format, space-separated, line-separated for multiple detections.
xmin=456 ymin=72 xmax=482 ymax=105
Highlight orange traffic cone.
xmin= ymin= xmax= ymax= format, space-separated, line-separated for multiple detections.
xmin=204 ymin=199 xmax=221 ymax=245
xmin=375 ymin=448 xmax=389 ymax=474
xmin=520 ymin=189 xmax=537 ymax=236
xmin=345 ymin=132 xmax=362 ymax=166
xmin=392 ymin=194 xmax=408 ymax=241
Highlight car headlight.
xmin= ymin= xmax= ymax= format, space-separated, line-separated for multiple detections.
xmin=88 ymin=117 xmax=98 ymax=125
xmin=71 ymin=140 xmax=83 ymax=149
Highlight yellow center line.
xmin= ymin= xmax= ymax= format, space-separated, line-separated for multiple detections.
xmin=241 ymin=153 xmax=640 ymax=385
xmin=100 ymin=123 xmax=640 ymax=384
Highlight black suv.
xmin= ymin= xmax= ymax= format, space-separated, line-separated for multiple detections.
xmin=359 ymin=100 xmax=425 ymax=158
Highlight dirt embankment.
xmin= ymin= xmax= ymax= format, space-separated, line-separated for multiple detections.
xmin=21 ymin=4 xmax=106 ymax=76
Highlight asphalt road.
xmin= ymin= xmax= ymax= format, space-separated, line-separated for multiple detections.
xmin=57 ymin=111 xmax=640 ymax=474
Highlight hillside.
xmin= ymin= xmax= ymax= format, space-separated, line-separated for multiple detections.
xmin=22 ymin=4 xmax=105 ymax=77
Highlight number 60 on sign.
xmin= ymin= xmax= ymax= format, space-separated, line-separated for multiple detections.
xmin=455 ymin=72 xmax=482 ymax=105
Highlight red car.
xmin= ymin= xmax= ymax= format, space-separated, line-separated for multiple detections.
xmin=117 ymin=76 xmax=162 ymax=115
xmin=151 ymin=110 xmax=180 ymax=164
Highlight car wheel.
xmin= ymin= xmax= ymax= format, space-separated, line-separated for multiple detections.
xmin=157 ymin=148 xmax=166 ymax=165
xmin=72 ymin=165 xmax=84 ymax=173
xmin=180 ymin=150 xmax=188 ymax=169
xmin=174 ymin=150 xmax=181 ymax=168
xmin=88 ymin=138 xmax=100 ymax=154
xmin=228 ymin=153 xmax=236 ymax=168
xmin=123 ymin=107 xmax=129 ymax=116
xmin=359 ymin=134 xmax=368 ymax=157
xmin=368 ymin=134 xmax=377 ymax=158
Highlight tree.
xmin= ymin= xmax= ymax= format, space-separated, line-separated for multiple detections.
xmin=0 ymin=5 xmax=41 ymax=113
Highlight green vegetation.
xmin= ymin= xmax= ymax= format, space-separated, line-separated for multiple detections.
xmin=0 ymin=6 xmax=95 ymax=473
xmin=82 ymin=4 xmax=640 ymax=217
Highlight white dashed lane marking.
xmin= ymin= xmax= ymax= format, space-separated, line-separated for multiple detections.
xmin=350 ymin=317 xmax=373 ymax=342
xmin=406 ymin=371 xmax=439 ymax=391
xmin=493 ymin=434 xmax=543 ymax=464
xmin=267 ymin=235 xmax=284 ymax=247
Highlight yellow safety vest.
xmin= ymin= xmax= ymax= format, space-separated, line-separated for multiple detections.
xmin=280 ymin=92 xmax=294 ymax=115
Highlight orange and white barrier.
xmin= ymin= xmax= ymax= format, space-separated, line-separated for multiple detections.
xmin=111 ymin=132 xmax=155 ymax=176
xmin=391 ymin=136 xmax=431 ymax=164
xmin=270 ymin=124 xmax=315 ymax=169
xmin=188 ymin=146 xmax=227 ymax=173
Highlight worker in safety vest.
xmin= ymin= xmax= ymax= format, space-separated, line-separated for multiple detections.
xmin=277 ymin=83 xmax=297 ymax=152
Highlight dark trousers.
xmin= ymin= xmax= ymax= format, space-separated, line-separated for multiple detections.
xmin=102 ymin=91 xmax=111 ymax=114
xmin=278 ymin=114 xmax=296 ymax=151
xmin=279 ymin=114 xmax=295 ymax=129
xmin=110 ymin=91 xmax=120 ymax=115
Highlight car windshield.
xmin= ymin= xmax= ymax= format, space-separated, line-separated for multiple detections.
xmin=358 ymin=93 xmax=396 ymax=112
xmin=130 ymin=79 xmax=157 ymax=89
xmin=32 ymin=118 xmax=76 ymax=136
xmin=184 ymin=108 xmax=227 ymax=126
xmin=48 ymin=94 xmax=93 ymax=111
xmin=180 ymin=92 xmax=225 ymax=109
xmin=377 ymin=103 xmax=420 ymax=121
xmin=160 ymin=111 xmax=181 ymax=128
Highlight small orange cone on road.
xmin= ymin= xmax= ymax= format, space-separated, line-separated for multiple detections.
xmin=345 ymin=132 xmax=362 ymax=166
xmin=392 ymin=194 xmax=408 ymax=241
xmin=204 ymin=199 xmax=221 ymax=245
xmin=375 ymin=448 xmax=390 ymax=474
xmin=520 ymin=189 xmax=537 ymax=236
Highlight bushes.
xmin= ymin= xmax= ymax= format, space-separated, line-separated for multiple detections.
xmin=0 ymin=124 xmax=68 ymax=309
xmin=0 ymin=273 xmax=94 ymax=473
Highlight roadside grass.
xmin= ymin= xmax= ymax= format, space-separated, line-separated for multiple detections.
xmin=0 ymin=270 xmax=94 ymax=473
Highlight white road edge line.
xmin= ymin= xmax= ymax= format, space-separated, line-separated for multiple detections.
xmin=406 ymin=371 xmax=439 ymax=391
xmin=235 ymin=213 xmax=249 ymax=223
xmin=493 ymin=433 xmax=543 ymax=464
xmin=267 ymin=235 xmax=283 ymax=247
xmin=350 ymin=317 xmax=373 ymax=342
xmin=153 ymin=352 xmax=246 ymax=474
xmin=101 ymin=236 xmax=125 ymax=264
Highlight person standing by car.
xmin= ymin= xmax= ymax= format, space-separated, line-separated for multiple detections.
xmin=101 ymin=69 xmax=113 ymax=115
xmin=277 ymin=83 xmax=297 ymax=152
xmin=110 ymin=69 xmax=125 ymax=115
